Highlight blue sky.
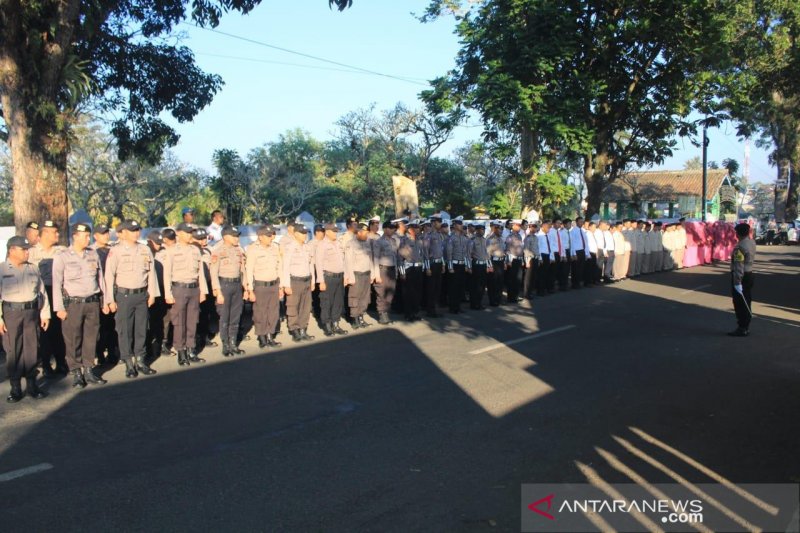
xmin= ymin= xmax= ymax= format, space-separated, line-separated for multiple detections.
xmin=165 ymin=0 xmax=775 ymax=184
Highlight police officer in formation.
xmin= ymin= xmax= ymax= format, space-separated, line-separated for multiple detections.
xmin=210 ymin=225 xmax=246 ymax=356
xmin=245 ymin=224 xmax=283 ymax=347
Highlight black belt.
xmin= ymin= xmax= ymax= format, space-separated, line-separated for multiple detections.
xmin=324 ymin=271 xmax=344 ymax=277
xmin=253 ymin=279 xmax=279 ymax=287
xmin=355 ymin=271 xmax=370 ymax=276
xmin=172 ymin=282 xmax=199 ymax=289
xmin=219 ymin=276 xmax=241 ymax=284
xmin=66 ymin=294 xmax=100 ymax=304
xmin=291 ymin=275 xmax=311 ymax=282
xmin=379 ymin=265 xmax=396 ymax=269
xmin=2 ymin=299 xmax=38 ymax=310
xmin=115 ymin=286 xmax=147 ymax=295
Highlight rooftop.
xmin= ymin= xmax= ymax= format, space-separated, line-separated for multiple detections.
xmin=605 ymin=169 xmax=730 ymax=202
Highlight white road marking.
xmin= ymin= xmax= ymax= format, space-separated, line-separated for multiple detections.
xmin=680 ymin=284 xmax=711 ymax=294
xmin=468 ymin=325 xmax=576 ymax=355
xmin=0 ymin=462 xmax=53 ymax=482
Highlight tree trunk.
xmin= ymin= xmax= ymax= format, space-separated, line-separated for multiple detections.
xmin=583 ymin=151 xmax=608 ymax=218
xmin=519 ymin=127 xmax=541 ymax=217
xmin=3 ymin=90 xmax=69 ymax=242
xmin=774 ymin=157 xmax=790 ymax=223
xmin=786 ymin=147 xmax=799 ymax=221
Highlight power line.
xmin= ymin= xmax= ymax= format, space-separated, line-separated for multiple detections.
xmin=182 ymin=23 xmax=431 ymax=86
xmin=194 ymin=52 xmax=385 ymax=75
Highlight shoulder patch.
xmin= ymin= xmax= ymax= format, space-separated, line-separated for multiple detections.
xmin=733 ymin=249 xmax=745 ymax=262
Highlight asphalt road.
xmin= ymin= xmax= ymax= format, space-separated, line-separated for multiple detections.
xmin=1 ymin=246 xmax=799 ymax=532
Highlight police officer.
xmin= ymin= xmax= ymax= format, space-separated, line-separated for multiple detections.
xmin=211 ymin=225 xmax=247 ymax=357
xmin=92 ymin=223 xmax=118 ymax=366
xmin=445 ymin=217 xmax=470 ymax=313
xmin=155 ymin=228 xmax=176 ymax=355
xmin=1 ymin=236 xmax=50 ymax=402
xmin=729 ymin=223 xmax=756 ymax=337
xmin=468 ymin=223 xmax=490 ymax=310
xmin=374 ymin=220 xmax=399 ymax=324
xmin=345 ymin=222 xmax=376 ymax=328
xmin=104 ymin=220 xmax=159 ymax=378
xmin=486 ymin=220 xmax=507 ymax=306
xmin=145 ymin=230 xmax=167 ymax=359
xmin=25 ymin=221 xmax=41 ymax=247
xmin=504 ymin=220 xmax=524 ymax=302
xmin=523 ymin=223 xmax=540 ymax=299
xmin=423 ymin=214 xmax=446 ymax=318
xmin=398 ymin=219 xmax=425 ymax=321
xmin=315 ymin=222 xmax=347 ymax=337
xmin=52 ymin=223 xmax=109 ymax=388
xmin=193 ymin=227 xmax=218 ymax=349
xmin=281 ymin=223 xmax=316 ymax=342
xmin=28 ymin=220 xmax=67 ymax=376
xmin=245 ymin=224 xmax=283 ymax=348
xmin=391 ymin=217 xmax=408 ymax=314
xmin=163 ymin=223 xmax=208 ymax=366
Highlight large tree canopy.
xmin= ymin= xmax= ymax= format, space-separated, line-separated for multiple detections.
xmin=0 ymin=0 xmax=352 ymax=237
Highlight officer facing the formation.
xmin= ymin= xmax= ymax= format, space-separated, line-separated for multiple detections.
xmin=1 ymin=236 xmax=50 ymax=402
xmin=729 ymin=223 xmax=756 ymax=337
xmin=398 ymin=219 xmax=425 ymax=321
xmin=104 ymin=220 xmax=159 ymax=378
xmin=211 ymin=225 xmax=247 ymax=357
xmin=445 ymin=217 xmax=471 ymax=313
xmin=315 ymin=222 xmax=348 ymax=337
xmin=373 ymin=220 xmax=399 ymax=324
xmin=281 ymin=223 xmax=316 ymax=342
xmin=245 ymin=224 xmax=283 ymax=348
xmin=52 ymin=223 xmax=109 ymax=388
xmin=346 ymin=222 xmax=376 ymax=329
xmin=163 ymin=223 xmax=208 ymax=366
xmin=28 ymin=219 xmax=66 ymax=376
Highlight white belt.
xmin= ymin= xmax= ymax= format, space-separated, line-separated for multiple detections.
xmin=430 ymin=258 xmax=444 ymax=263
xmin=451 ymin=260 xmax=466 ymax=265
xmin=405 ymin=262 xmax=423 ymax=268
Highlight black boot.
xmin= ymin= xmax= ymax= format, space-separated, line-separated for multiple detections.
xmin=291 ymin=330 xmax=302 ymax=342
xmin=7 ymin=380 xmax=23 ymax=403
xmin=358 ymin=315 xmax=371 ymax=328
xmin=25 ymin=375 xmax=46 ymax=399
xmin=187 ymin=349 xmax=205 ymax=364
xmin=266 ymin=334 xmax=282 ymax=347
xmin=136 ymin=356 xmax=156 ymax=376
xmin=378 ymin=312 xmax=391 ymax=325
xmin=351 ymin=317 xmax=363 ymax=330
xmin=177 ymin=349 xmax=188 ymax=366
xmin=230 ymin=343 xmax=245 ymax=355
xmin=221 ymin=341 xmax=233 ymax=357
xmin=323 ymin=322 xmax=335 ymax=337
xmin=161 ymin=341 xmax=172 ymax=356
xmin=71 ymin=369 xmax=87 ymax=389
xmin=332 ymin=321 xmax=348 ymax=335
xmin=123 ymin=358 xmax=139 ymax=378
xmin=258 ymin=335 xmax=268 ymax=348
xmin=84 ymin=367 xmax=107 ymax=385
xmin=300 ymin=328 xmax=315 ymax=341
xmin=42 ymin=364 xmax=56 ymax=378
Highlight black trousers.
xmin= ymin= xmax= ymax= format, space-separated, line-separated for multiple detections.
xmin=349 ymin=272 xmax=372 ymax=317
xmin=572 ymin=251 xmax=585 ymax=288
xmin=603 ymin=251 xmax=615 ymax=280
xmin=63 ymin=300 xmax=100 ymax=371
xmin=171 ymin=286 xmax=200 ymax=350
xmin=115 ymin=290 xmax=148 ymax=361
xmin=286 ymin=277 xmax=312 ymax=331
xmin=505 ymin=259 xmax=523 ymax=301
xmin=524 ymin=259 xmax=537 ymax=298
xmin=147 ymin=297 xmax=169 ymax=358
xmin=2 ymin=304 xmax=39 ymax=381
xmin=253 ymin=284 xmax=280 ymax=336
xmin=425 ymin=262 xmax=444 ymax=313
xmin=732 ymin=272 xmax=754 ymax=330
xmin=375 ymin=266 xmax=397 ymax=313
xmin=470 ymin=263 xmax=487 ymax=309
xmin=403 ymin=267 xmax=423 ymax=318
xmin=487 ymin=260 xmax=505 ymax=305
xmin=217 ymin=280 xmax=244 ymax=344
xmin=537 ymin=256 xmax=553 ymax=295
xmin=96 ymin=309 xmax=118 ymax=362
xmin=447 ymin=264 xmax=466 ymax=312
xmin=556 ymin=254 xmax=569 ymax=289
xmin=40 ymin=285 xmax=65 ymax=369
xmin=320 ymin=272 xmax=345 ymax=324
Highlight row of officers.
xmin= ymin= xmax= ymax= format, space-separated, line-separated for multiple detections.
xmin=0 ymin=214 xmax=689 ymax=403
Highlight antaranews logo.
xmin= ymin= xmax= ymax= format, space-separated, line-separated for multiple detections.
xmin=527 ymin=494 xmax=556 ymax=520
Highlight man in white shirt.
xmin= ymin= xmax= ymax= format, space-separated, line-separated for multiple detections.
xmin=206 ymin=210 xmax=225 ymax=246
xmin=601 ymin=221 xmax=616 ymax=282
xmin=555 ymin=219 xmax=571 ymax=290
xmin=652 ymin=222 xmax=665 ymax=272
xmin=568 ymin=217 xmax=588 ymax=288
xmin=612 ymin=221 xmax=628 ymax=280
xmin=585 ymin=221 xmax=600 ymax=285
xmin=536 ymin=221 xmax=555 ymax=295
xmin=675 ymin=218 xmax=688 ymax=269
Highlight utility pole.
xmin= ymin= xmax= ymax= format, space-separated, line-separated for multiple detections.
xmin=702 ymin=123 xmax=709 ymax=222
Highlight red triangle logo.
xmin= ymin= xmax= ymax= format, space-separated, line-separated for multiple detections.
xmin=528 ymin=494 xmax=556 ymax=520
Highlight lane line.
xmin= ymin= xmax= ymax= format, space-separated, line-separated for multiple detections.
xmin=680 ymin=284 xmax=712 ymax=294
xmin=0 ymin=462 xmax=53 ymax=482
xmin=468 ymin=325 xmax=576 ymax=355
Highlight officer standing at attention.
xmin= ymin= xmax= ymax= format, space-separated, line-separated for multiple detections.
xmin=445 ymin=217 xmax=471 ymax=313
xmin=145 ymin=230 xmax=167 ymax=359
xmin=245 ymin=224 xmax=284 ymax=348
xmin=728 ymin=223 xmax=756 ymax=337
xmin=155 ymin=228 xmax=176 ymax=355
xmin=193 ymin=227 xmax=218 ymax=349
xmin=1 ymin=236 xmax=50 ymax=402
xmin=391 ymin=217 xmax=408 ymax=314
xmin=486 ymin=220 xmax=507 ymax=306
xmin=310 ymin=224 xmax=326 ymax=321
xmin=92 ymin=223 xmax=117 ymax=366
xmin=28 ymin=220 xmax=67 ymax=376
xmin=468 ymin=223 xmax=490 ymax=309
xmin=397 ymin=219 xmax=425 ymax=321
xmin=345 ymin=222 xmax=377 ymax=328
xmin=373 ymin=220 xmax=399 ymax=324
xmin=25 ymin=221 xmax=41 ymax=247
xmin=281 ymin=223 xmax=316 ymax=342
xmin=422 ymin=214 xmax=445 ymax=318
xmin=104 ymin=220 xmax=158 ymax=378
xmin=52 ymin=223 xmax=109 ymax=388
xmin=315 ymin=222 xmax=347 ymax=337
xmin=210 ymin=225 xmax=247 ymax=357
xmin=504 ymin=220 xmax=525 ymax=302
xmin=523 ymin=223 xmax=540 ymax=299
xmin=163 ymin=223 xmax=208 ymax=366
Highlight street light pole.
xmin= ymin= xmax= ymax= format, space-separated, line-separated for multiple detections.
xmin=702 ymin=123 xmax=709 ymax=222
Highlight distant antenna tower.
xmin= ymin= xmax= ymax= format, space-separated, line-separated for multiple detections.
xmin=744 ymin=138 xmax=750 ymax=181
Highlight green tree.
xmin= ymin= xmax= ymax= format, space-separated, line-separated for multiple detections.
xmin=0 ymin=0 xmax=352 ymax=239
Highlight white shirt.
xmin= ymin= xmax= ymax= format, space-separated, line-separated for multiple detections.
xmin=557 ymin=227 xmax=571 ymax=255
xmin=546 ymin=228 xmax=560 ymax=257
xmin=593 ymin=229 xmax=607 ymax=252
xmin=536 ymin=230 xmax=553 ymax=260
xmin=603 ymin=230 xmax=615 ymax=252
xmin=586 ymin=229 xmax=598 ymax=254
xmin=207 ymin=222 xmax=223 ymax=245
xmin=569 ymin=226 xmax=587 ymax=253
